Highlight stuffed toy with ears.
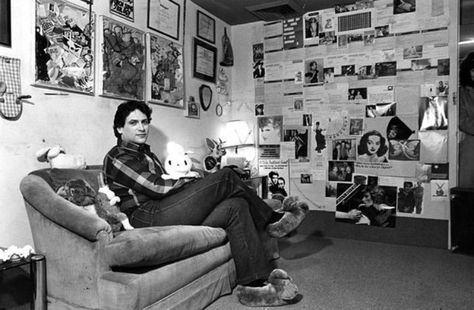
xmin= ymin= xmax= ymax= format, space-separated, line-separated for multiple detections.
xmin=236 ymin=268 xmax=301 ymax=307
xmin=162 ymin=142 xmax=200 ymax=180
xmin=36 ymin=145 xmax=86 ymax=169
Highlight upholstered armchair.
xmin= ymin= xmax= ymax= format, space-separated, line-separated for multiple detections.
xmin=19 ymin=168 xmax=279 ymax=310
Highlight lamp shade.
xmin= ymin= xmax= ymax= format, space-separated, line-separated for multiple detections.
xmin=222 ymin=120 xmax=254 ymax=149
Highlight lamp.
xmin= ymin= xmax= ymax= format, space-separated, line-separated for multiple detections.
xmin=222 ymin=120 xmax=254 ymax=153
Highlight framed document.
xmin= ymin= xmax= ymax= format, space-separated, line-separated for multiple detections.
xmin=193 ymin=38 xmax=217 ymax=83
xmin=197 ymin=10 xmax=215 ymax=44
xmin=148 ymin=0 xmax=181 ymax=41
xmin=0 ymin=0 xmax=11 ymax=47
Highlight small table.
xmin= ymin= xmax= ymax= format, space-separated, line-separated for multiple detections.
xmin=0 ymin=252 xmax=46 ymax=309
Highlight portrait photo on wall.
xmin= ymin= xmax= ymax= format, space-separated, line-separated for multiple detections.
xmin=357 ymin=130 xmax=389 ymax=163
xmin=418 ymin=96 xmax=448 ymax=131
xmin=437 ymin=58 xmax=449 ymax=75
xmin=341 ymin=64 xmax=355 ymax=76
xmin=403 ymin=45 xmax=423 ymax=59
xmin=349 ymin=118 xmax=364 ymax=135
xmin=348 ymin=87 xmax=367 ymax=101
xmin=336 ymin=183 xmax=397 ymax=227
xmin=101 ymin=16 xmax=145 ymax=100
xmin=398 ymin=181 xmax=424 ymax=214
xmin=148 ymin=32 xmax=184 ymax=108
xmin=313 ymin=121 xmax=326 ymax=153
xmin=35 ymin=0 xmax=95 ymax=94
xmin=303 ymin=12 xmax=319 ymax=40
xmin=304 ymin=58 xmax=324 ymax=85
xmin=328 ymin=160 xmax=354 ymax=182
xmin=394 ymin=0 xmax=416 ymax=14
xmin=258 ymin=115 xmax=283 ymax=145
xmin=375 ymin=61 xmax=397 ymax=77
xmin=283 ymin=128 xmax=309 ymax=160
xmin=332 ymin=139 xmax=356 ymax=161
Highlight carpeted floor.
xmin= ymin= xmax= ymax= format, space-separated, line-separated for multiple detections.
xmin=206 ymin=234 xmax=474 ymax=310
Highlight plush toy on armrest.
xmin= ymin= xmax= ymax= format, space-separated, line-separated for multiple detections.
xmin=57 ymin=176 xmax=134 ymax=232
xmin=162 ymin=142 xmax=200 ymax=180
xmin=36 ymin=145 xmax=86 ymax=169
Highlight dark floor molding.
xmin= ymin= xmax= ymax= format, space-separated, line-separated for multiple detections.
xmin=298 ymin=210 xmax=449 ymax=249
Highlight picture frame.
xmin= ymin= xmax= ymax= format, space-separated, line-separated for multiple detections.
xmin=196 ymin=10 xmax=215 ymax=44
xmin=35 ymin=0 xmax=95 ymax=94
xmin=147 ymin=0 xmax=181 ymax=42
xmin=147 ymin=32 xmax=184 ymax=109
xmin=100 ymin=15 xmax=145 ymax=100
xmin=110 ymin=0 xmax=134 ymax=22
xmin=185 ymin=96 xmax=200 ymax=119
xmin=193 ymin=38 xmax=217 ymax=83
xmin=0 ymin=0 xmax=11 ymax=47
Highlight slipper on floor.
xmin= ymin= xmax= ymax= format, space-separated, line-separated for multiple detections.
xmin=266 ymin=196 xmax=308 ymax=238
xmin=236 ymin=269 xmax=300 ymax=307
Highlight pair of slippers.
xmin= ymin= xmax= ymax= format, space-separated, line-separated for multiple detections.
xmin=266 ymin=196 xmax=309 ymax=238
xmin=236 ymin=269 xmax=301 ymax=307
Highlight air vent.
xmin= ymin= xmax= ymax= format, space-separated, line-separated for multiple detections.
xmin=246 ymin=0 xmax=303 ymax=22
xmin=335 ymin=9 xmax=375 ymax=35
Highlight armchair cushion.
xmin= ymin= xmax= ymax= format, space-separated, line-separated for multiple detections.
xmin=105 ymin=225 xmax=227 ymax=268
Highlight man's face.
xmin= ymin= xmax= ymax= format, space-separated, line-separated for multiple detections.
xmin=117 ymin=109 xmax=150 ymax=144
xmin=271 ymin=174 xmax=278 ymax=184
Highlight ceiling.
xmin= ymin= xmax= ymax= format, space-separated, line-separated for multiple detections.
xmin=190 ymin=0 xmax=355 ymax=25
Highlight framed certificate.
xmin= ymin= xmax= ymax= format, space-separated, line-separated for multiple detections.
xmin=193 ymin=38 xmax=217 ymax=83
xmin=197 ymin=10 xmax=215 ymax=44
xmin=147 ymin=0 xmax=181 ymax=42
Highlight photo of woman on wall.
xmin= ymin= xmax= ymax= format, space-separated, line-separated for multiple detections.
xmin=357 ymin=130 xmax=388 ymax=163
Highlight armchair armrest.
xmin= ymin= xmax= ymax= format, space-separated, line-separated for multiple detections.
xmin=20 ymin=174 xmax=112 ymax=241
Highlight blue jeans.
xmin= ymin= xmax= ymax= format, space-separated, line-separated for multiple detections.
xmin=130 ymin=168 xmax=275 ymax=284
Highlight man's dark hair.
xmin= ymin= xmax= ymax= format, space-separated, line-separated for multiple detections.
xmin=269 ymin=171 xmax=279 ymax=179
xmin=113 ymin=101 xmax=152 ymax=140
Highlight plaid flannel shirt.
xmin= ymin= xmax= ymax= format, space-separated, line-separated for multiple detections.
xmin=103 ymin=141 xmax=184 ymax=214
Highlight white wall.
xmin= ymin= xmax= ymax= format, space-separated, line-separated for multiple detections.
xmin=0 ymin=0 xmax=230 ymax=247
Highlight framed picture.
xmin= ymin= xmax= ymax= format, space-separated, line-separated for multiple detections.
xmin=147 ymin=33 xmax=184 ymax=109
xmin=0 ymin=0 xmax=11 ymax=47
xmin=100 ymin=16 xmax=145 ymax=100
xmin=35 ymin=0 xmax=95 ymax=94
xmin=110 ymin=0 xmax=134 ymax=22
xmin=147 ymin=0 xmax=182 ymax=42
xmin=185 ymin=96 xmax=200 ymax=119
xmin=193 ymin=38 xmax=217 ymax=83
xmin=196 ymin=10 xmax=215 ymax=44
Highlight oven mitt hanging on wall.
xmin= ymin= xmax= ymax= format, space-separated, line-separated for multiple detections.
xmin=0 ymin=56 xmax=23 ymax=120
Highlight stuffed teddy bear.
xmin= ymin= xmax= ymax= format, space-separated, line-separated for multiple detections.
xmin=236 ymin=268 xmax=300 ymax=307
xmin=162 ymin=142 xmax=200 ymax=180
xmin=36 ymin=145 xmax=86 ymax=169
xmin=57 ymin=178 xmax=134 ymax=232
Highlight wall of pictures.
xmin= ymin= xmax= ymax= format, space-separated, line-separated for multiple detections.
xmin=231 ymin=0 xmax=455 ymax=230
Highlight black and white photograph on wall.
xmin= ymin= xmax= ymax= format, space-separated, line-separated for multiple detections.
xmin=283 ymin=129 xmax=309 ymax=160
xmin=341 ymin=64 xmax=355 ymax=76
xmin=313 ymin=121 xmax=326 ymax=153
xmin=388 ymin=139 xmax=420 ymax=161
xmin=328 ymin=161 xmax=354 ymax=182
xmin=357 ymin=130 xmax=389 ymax=163
xmin=255 ymin=103 xmax=264 ymax=116
xmin=110 ymin=0 xmax=134 ymax=21
xmin=303 ymin=12 xmax=319 ymax=39
xmin=363 ymin=30 xmax=375 ymax=46
xmin=332 ymin=139 xmax=356 ymax=161
xmin=375 ymin=61 xmax=397 ymax=77
xmin=258 ymin=116 xmax=283 ymax=145
xmin=253 ymin=60 xmax=265 ymax=79
xmin=319 ymin=31 xmax=336 ymax=45
xmin=267 ymin=170 xmax=288 ymax=201
xmin=394 ymin=0 xmax=416 ymax=14
xmin=304 ymin=58 xmax=324 ymax=84
xmin=403 ymin=45 xmax=422 ymax=59
xmin=303 ymin=114 xmax=312 ymax=126
xmin=350 ymin=118 xmax=364 ymax=135
xmin=357 ymin=65 xmax=376 ymax=79
xmin=294 ymin=98 xmax=303 ymax=110
xmin=323 ymin=67 xmax=335 ymax=83
xmin=348 ymin=87 xmax=367 ymax=101
xmin=301 ymin=173 xmax=312 ymax=184
xmin=411 ymin=58 xmax=431 ymax=71
xmin=326 ymin=182 xmax=337 ymax=197
xmin=386 ymin=116 xmax=414 ymax=140
xmin=366 ymin=102 xmax=397 ymax=118
xmin=336 ymin=183 xmax=397 ymax=227
xmin=338 ymin=34 xmax=348 ymax=49
xmin=437 ymin=58 xmax=449 ymax=75
xmin=375 ymin=25 xmax=390 ymax=37
xmin=435 ymin=80 xmax=449 ymax=95
xmin=419 ymin=96 xmax=448 ymax=131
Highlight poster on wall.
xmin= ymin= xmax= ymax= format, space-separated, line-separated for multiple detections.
xmin=35 ymin=0 xmax=95 ymax=94
xmin=147 ymin=33 xmax=184 ymax=108
xmin=101 ymin=16 xmax=145 ymax=100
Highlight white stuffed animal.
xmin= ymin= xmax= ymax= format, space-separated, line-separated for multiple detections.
xmin=162 ymin=142 xmax=200 ymax=180
xmin=36 ymin=145 xmax=86 ymax=169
